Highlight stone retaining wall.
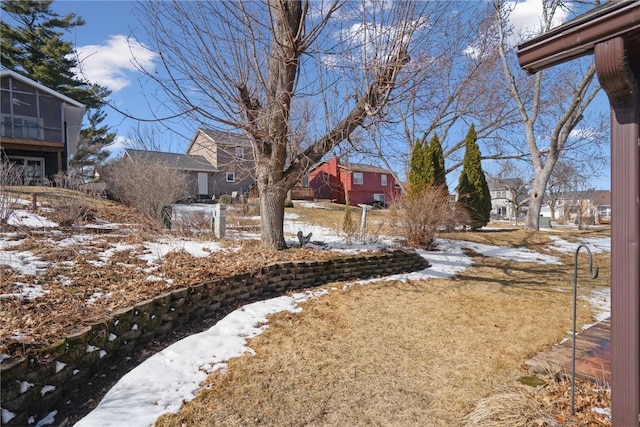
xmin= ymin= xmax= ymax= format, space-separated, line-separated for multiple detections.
xmin=0 ymin=250 xmax=429 ymax=426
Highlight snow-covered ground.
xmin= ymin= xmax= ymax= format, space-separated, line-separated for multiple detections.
xmin=0 ymin=203 xmax=611 ymax=427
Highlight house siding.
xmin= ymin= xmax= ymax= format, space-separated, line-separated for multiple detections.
xmin=308 ymin=157 xmax=400 ymax=206
xmin=187 ymin=130 xmax=255 ymax=197
xmin=1 ymin=71 xmax=85 ymax=183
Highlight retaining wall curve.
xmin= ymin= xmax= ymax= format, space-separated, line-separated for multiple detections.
xmin=0 ymin=249 xmax=429 ymax=426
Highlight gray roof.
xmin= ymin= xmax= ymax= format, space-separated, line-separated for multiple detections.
xmin=487 ymin=177 xmax=524 ymax=191
xmin=124 ymin=149 xmax=217 ymax=172
xmin=338 ymin=162 xmax=393 ymax=174
xmin=200 ymin=129 xmax=252 ymax=146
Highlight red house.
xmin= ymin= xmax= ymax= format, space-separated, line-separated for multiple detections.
xmin=308 ymin=157 xmax=401 ymax=206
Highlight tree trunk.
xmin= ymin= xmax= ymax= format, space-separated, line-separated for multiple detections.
xmin=259 ymin=182 xmax=288 ymax=250
xmin=524 ymin=168 xmax=552 ymax=230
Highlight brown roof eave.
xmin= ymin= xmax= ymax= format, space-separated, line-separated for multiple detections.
xmin=517 ymin=0 xmax=640 ymax=74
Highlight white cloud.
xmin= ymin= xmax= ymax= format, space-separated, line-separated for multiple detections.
xmin=463 ymin=0 xmax=571 ymax=58
xmin=569 ymin=127 xmax=598 ymax=140
xmin=506 ymin=0 xmax=570 ymax=42
xmin=75 ymin=35 xmax=158 ymax=92
xmin=106 ymin=135 xmax=131 ymax=158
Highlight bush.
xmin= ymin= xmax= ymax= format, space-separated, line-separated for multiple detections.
xmin=219 ymin=194 xmax=233 ymax=204
xmin=100 ymin=156 xmax=189 ymax=221
xmin=284 ymin=200 xmax=294 ymax=208
xmin=49 ymin=170 xmax=83 ymax=190
xmin=49 ymin=198 xmax=96 ymax=227
xmin=390 ymin=186 xmax=468 ymax=249
xmin=342 ymin=206 xmax=358 ymax=243
xmin=0 ymin=162 xmax=22 ymax=226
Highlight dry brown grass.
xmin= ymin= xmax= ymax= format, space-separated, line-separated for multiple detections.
xmin=1 ymin=189 xmax=612 ymax=425
xmin=287 ymin=202 xmax=394 ymax=239
xmin=463 ymin=377 xmax=610 ymax=426
xmin=156 ymin=241 xmax=611 ymax=427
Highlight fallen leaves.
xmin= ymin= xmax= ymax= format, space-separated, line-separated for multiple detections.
xmin=0 ymin=227 xmax=342 ymax=359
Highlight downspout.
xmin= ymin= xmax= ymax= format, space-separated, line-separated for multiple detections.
xmin=594 ymin=36 xmax=640 ymax=427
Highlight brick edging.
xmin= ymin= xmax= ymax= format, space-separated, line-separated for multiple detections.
xmin=0 ymin=249 xmax=429 ymax=426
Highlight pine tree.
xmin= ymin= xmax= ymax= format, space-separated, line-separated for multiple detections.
xmin=72 ymin=106 xmax=116 ymax=179
xmin=1 ymin=0 xmax=103 ymax=108
xmin=429 ymin=133 xmax=447 ymax=191
xmin=456 ymin=124 xmax=491 ymax=229
xmin=2 ymin=0 xmax=115 ymax=179
xmin=408 ymin=140 xmax=428 ymax=197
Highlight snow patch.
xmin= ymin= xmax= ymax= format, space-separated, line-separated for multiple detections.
xmin=34 ymin=410 xmax=57 ymax=427
xmin=40 ymin=385 xmax=56 ymax=396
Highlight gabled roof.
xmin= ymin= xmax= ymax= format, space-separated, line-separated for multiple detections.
xmin=187 ymin=129 xmax=251 ymax=153
xmin=592 ymin=190 xmax=611 ymax=206
xmin=338 ymin=162 xmax=392 ymax=174
xmin=124 ymin=149 xmax=217 ymax=173
xmin=0 ymin=68 xmax=85 ymax=109
xmin=487 ymin=177 xmax=524 ymax=191
xmin=555 ymin=190 xmax=611 ymax=202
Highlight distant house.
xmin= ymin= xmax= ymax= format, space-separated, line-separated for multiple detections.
xmin=592 ymin=190 xmax=611 ymax=224
xmin=1 ymin=69 xmax=85 ymax=185
xmin=123 ymin=149 xmax=217 ymax=200
xmin=547 ymin=189 xmax=611 ymax=225
xmin=487 ymin=177 xmax=528 ymax=220
xmin=186 ymin=129 xmax=255 ymax=197
xmin=308 ymin=157 xmax=400 ymax=206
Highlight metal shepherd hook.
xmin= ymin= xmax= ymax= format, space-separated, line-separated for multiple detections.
xmin=571 ymin=244 xmax=599 ymax=415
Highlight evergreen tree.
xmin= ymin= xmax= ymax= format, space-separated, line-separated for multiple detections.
xmin=408 ymin=140 xmax=430 ymax=196
xmin=1 ymin=0 xmax=103 ymax=108
xmin=2 ymin=0 xmax=115 ymax=178
xmin=422 ymin=138 xmax=435 ymax=185
xmin=72 ymin=105 xmax=116 ymax=179
xmin=428 ymin=133 xmax=447 ymax=191
xmin=456 ymin=124 xmax=491 ymax=229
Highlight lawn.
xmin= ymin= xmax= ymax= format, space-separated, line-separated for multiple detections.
xmin=0 ymin=189 xmax=611 ymax=426
xmin=155 ymin=232 xmax=610 ymax=427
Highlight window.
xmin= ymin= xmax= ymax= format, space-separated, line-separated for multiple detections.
xmin=8 ymin=156 xmax=45 ymax=185
xmin=353 ymin=172 xmax=363 ymax=185
xmin=235 ymin=146 xmax=244 ymax=157
xmin=381 ymin=174 xmax=388 ymax=186
xmin=1 ymin=75 xmax=64 ymax=142
xmin=226 ymin=172 xmax=235 ymax=182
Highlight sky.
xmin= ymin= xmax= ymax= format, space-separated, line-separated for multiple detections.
xmin=45 ymin=0 xmax=611 ymax=190
xmin=0 ymin=201 xmax=612 ymax=427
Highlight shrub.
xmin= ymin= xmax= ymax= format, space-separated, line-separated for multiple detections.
xmin=342 ymin=206 xmax=358 ymax=243
xmin=240 ymin=199 xmax=260 ymax=216
xmin=49 ymin=170 xmax=83 ymax=190
xmin=284 ymin=200 xmax=294 ymax=208
xmin=0 ymin=162 xmax=22 ymax=226
xmin=390 ymin=186 xmax=468 ymax=249
xmin=173 ymin=209 xmax=211 ymax=236
xmin=219 ymin=194 xmax=233 ymax=204
xmin=49 ymin=198 xmax=96 ymax=227
xmin=100 ymin=156 xmax=189 ymax=221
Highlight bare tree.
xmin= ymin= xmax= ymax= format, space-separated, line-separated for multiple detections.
xmin=133 ymin=0 xmax=463 ymax=249
xmin=493 ymin=0 xmax=604 ymax=230
xmin=360 ymin=3 xmax=524 ymax=192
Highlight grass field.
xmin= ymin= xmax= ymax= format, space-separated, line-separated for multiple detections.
xmin=156 ymin=228 xmax=611 ymax=426
xmin=0 ymin=189 xmax=611 ymax=425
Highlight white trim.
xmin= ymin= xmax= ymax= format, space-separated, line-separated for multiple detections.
xmin=8 ymin=155 xmax=46 ymax=185
xmin=226 ymin=171 xmax=235 ymax=182
xmin=353 ymin=172 xmax=363 ymax=185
